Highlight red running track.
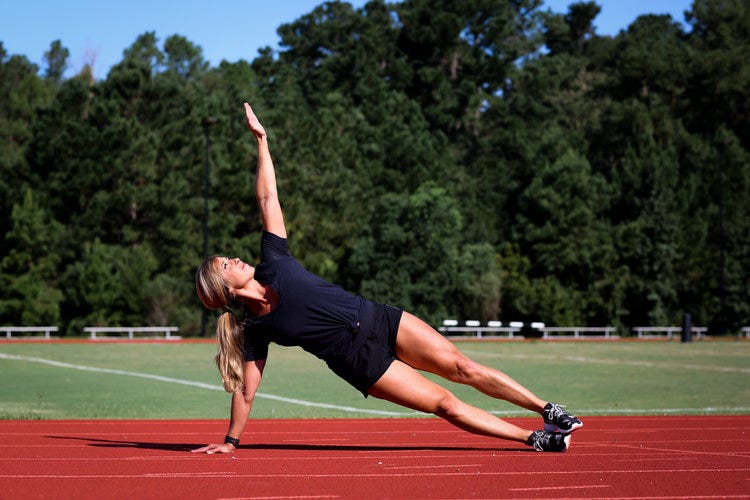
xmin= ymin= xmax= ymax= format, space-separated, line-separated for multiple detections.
xmin=1 ymin=416 xmax=749 ymax=499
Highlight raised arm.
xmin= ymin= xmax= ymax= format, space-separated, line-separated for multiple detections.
xmin=191 ymin=358 xmax=266 ymax=454
xmin=244 ymin=103 xmax=286 ymax=238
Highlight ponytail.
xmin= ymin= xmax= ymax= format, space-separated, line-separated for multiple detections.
xmin=215 ymin=310 xmax=245 ymax=393
xmin=195 ymin=256 xmax=245 ymax=393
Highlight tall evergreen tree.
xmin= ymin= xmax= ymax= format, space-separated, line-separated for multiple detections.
xmin=0 ymin=45 xmax=52 ymax=248
xmin=0 ymin=189 xmax=64 ymax=325
xmin=43 ymin=40 xmax=69 ymax=84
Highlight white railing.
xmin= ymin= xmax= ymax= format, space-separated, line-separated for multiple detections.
xmin=540 ymin=326 xmax=618 ymax=339
xmin=0 ymin=326 xmax=59 ymax=339
xmin=633 ymin=326 xmax=707 ymax=339
xmin=84 ymin=326 xmax=180 ymax=340
xmin=439 ymin=322 xmax=727 ymax=340
xmin=438 ymin=320 xmax=523 ymax=339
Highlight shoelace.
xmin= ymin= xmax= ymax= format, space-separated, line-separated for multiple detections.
xmin=546 ymin=403 xmax=573 ymax=423
xmin=531 ymin=430 xmax=561 ymax=451
xmin=530 ymin=431 xmax=546 ymax=451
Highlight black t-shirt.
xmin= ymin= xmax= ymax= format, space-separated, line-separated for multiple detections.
xmin=243 ymin=231 xmax=364 ymax=362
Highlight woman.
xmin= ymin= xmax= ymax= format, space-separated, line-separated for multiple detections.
xmin=192 ymin=103 xmax=582 ymax=454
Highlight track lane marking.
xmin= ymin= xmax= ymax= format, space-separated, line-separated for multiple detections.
xmin=1 ymin=468 xmax=749 ymax=478
xmin=463 ymin=349 xmax=750 ymax=374
xmin=2 ymin=352 xmax=747 ymax=416
xmin=0 ymin=352 xmax=411 ymax=416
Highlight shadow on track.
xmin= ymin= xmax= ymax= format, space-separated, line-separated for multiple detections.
xmin=46 ymin=435 xmax=528 ymax=453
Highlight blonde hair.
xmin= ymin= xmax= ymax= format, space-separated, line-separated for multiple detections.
xmin=196 ymin=256 xmax=245 ymax=393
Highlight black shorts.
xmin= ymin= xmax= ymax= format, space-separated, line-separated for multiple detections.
xmin=324 ymin=300 xmax=403 ymax=397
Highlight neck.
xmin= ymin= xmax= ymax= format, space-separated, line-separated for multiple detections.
xmin=238 ymin=281 xmax=277 ymax=316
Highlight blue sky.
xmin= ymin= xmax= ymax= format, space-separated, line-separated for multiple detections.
xmin=2 ymin=1 xmax=693 ymax=80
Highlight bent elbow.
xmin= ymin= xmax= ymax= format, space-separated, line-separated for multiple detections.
xmin=241 ymin=387 xmax=258 ymax=406
xmin=256 ymin=192 xmax=279 ymax=214
xmin=242 ymin=394 xmax=256 ymax=406
xmin=256 ymin=189 xmax=278 ymax=205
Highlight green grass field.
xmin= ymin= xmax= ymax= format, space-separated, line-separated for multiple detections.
xmin=1 ymin=339 xmax=748 ymax=420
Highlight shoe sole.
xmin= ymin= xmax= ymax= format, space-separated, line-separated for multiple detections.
xmin=531 ymin=433 xmax=571 ymax=452
xmin=544 ymin=421 xmax=583 ymax=434
xmin=541 ymin=434 xmax=571 ymax=452
xmin=562 ymin=434 xmax=571 ymax=452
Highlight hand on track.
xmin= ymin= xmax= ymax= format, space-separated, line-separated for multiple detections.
xmin=191 ymin=443 xmax=235 ymax=454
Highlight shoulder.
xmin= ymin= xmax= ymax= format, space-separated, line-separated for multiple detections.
xmin=261 ymin=231 xmax=291 ymax=261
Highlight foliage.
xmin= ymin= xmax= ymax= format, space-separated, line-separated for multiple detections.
xmin=0 ymin=0 xmax=748 ymax=335
xmin=0 ymin=189 xmax=64 ymax=325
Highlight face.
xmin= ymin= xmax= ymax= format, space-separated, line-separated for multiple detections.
xmin=216 ymin=256 xmax=255 ymax=291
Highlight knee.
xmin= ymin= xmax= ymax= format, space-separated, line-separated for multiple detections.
xmin=450 ymin=355 xmax=484 ymax=383
xmin=434 ymin=392 xmax=463 ymax=419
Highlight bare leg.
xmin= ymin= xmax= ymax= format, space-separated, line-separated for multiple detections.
xmin=395 ymin=312 xmax=548 ymax=413
xmin=369 ymin=359 xmax=532 ymax=443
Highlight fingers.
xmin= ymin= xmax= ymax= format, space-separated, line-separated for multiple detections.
xmin=245 ymin=103 xmax=260 ymax=130
xmin=243 ymin=102 xmax=266 ymax=138
xmin=191 ymin=443 xmax=233 ymax=454
xmin=244 ymin=102 xmax=256 ymax=128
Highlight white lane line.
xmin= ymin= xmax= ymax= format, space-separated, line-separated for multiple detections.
xmin=488 ymin=406 xmax=750 ymax=416
xmin=608 ymin=443 xmax=750 ymax=459
xmin=509 ymin=485 xmax=611 ymax=492
xmin=462 ymin=349 xmax=750 ymax=374
xmin=2 ymin=352 xmax=747 ymax=417
xmin=1 ymin=468 xmax=749 ymax=479
xmin=381 ymin=464 xmax=483 ymax=470
xmin=217 ymin=497 xmax=338 ymax=500
xmin=0 ymin=353 xmax=411 ymax=417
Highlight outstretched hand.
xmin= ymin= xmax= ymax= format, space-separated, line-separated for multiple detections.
xmin=244 ymin=102 xmax=266 ymax=140
xmin=191 ymin=443 xmax=235 ymax=455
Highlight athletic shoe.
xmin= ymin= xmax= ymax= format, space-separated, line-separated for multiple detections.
xmin=543 ymin=402 xmax=583 ymax=434
xmin=527 ymin=430 xmax=570 ymax=452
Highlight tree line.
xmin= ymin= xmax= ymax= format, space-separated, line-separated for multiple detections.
xmin=1 ymin=0 xmax=748 ymax=336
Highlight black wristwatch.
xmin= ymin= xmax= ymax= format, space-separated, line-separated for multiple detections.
xmin=224 ymin=435 xmax=240 ymax=447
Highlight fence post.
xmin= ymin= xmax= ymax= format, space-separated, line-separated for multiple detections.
xmin=681 ymin=313 xmax=692 ymax=343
